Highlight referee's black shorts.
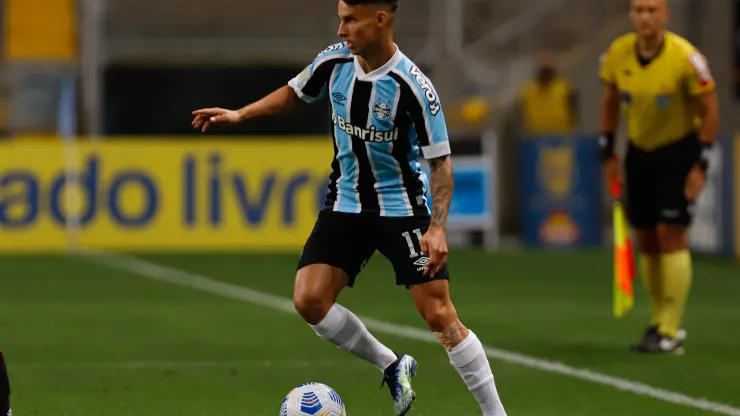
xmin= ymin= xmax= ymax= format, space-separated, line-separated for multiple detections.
xmin=297 ymin=210 xmax=450 ymax=288
xmin=625 ymin=132 xmax=701 ymax=229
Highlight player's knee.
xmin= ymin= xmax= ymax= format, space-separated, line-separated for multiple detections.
xmin=419 ymin=299 xmax=458 ymax=332
xmin=656 ymin=224 xmax=688 ymax=253
xmin=635 ymin=229 xmax=660 ymax=254
xmin=293 ymin=290 xmax=333 ymax=325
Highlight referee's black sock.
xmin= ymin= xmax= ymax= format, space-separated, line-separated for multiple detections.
xmin=0 ymin=350 xmax=10 ymax=415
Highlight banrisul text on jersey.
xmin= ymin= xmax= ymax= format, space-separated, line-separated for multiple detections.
xmin=332 ymin=111 xmax=400 ymax=143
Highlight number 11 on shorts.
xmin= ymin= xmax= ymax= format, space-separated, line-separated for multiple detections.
xmin=402 ymin=229 xmax=424 ymax=257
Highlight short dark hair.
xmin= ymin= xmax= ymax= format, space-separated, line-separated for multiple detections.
xmin=341 ymin=0 xmax=398 ymax=12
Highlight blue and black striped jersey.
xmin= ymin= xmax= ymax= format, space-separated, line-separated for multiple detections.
xmin=288 ymin=42 xmax=450 ymax=218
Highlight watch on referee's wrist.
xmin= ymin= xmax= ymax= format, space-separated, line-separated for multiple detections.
xmin=598 ymin=132 xmax=616 ymax=161
xmin=696 ymin=142 xmax=713 ymax=173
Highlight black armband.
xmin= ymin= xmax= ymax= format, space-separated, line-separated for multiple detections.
xmin=599 ymin=132 xmax=616 ymax=160
xmin=696 ymin=141 xmax=713 ymax=172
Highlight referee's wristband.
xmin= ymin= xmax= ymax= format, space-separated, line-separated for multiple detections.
xmin=598 ymin=132 xmax=616 ymax=160
xmin=696 ymin=142 xmax=713 ymax=172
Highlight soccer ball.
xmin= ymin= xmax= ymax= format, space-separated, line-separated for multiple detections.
xmin=280 ymin=382 xmax=346 ymax=416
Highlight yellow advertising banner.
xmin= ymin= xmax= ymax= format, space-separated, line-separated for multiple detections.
xmin=0 ymin=139 xmax=333 ymax=252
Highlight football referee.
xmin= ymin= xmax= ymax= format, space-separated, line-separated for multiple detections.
xmin=598 ymin=0 xmax=719 ymax=354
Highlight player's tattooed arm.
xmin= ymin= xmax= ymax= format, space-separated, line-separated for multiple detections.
xmin=428 ymin=155 xmax=454 ymax=228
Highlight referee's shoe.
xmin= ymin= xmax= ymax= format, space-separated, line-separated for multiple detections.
xmin=631 ymin=327 xmax=687 ymax=355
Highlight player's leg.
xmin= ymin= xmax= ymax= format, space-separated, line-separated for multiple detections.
xmin=624 ymin=143 xmax=664 ymax=349
xmin=294 ymin=211 xmax=398 ymax=372
xmin=409 ymin=280 xmax=506 ymax=416
xmin=655 ymin=223 xmax=691 ymax=348
xmin=633 ymin=228 xmax=661 ymax=345
xmin=0 ymin=350 xmax=10 ymax=416
xmin=378 ymin=217 xmax=505 ymax=416
xmin=649 ymin=136 xmax=701 ymax=353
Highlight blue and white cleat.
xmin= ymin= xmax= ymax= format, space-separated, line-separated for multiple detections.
xmin=380 ymin=353 xmax=418 ymax=416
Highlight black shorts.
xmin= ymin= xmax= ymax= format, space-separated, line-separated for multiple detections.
xmin=625 ymin=133 xmax=700 ymax=229
xmin=297 ymin=210 xmax=450 ymax=288
xmin=0 ymin=350 xmax=9 ymax=412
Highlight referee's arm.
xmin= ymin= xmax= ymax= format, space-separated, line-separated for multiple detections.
xmin=599 ymin=83 xmax=620 ymax=143
xmin=599 ymin=82 xmax=621 ymax=184
xmin=694 ymin=91 xmax=718 ymax=147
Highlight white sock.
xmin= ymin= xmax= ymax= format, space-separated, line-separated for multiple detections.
xmin=448 ymin=331 xmax=506 ymax=416
xmin=311 ymin=303 xmax=398 ymax=372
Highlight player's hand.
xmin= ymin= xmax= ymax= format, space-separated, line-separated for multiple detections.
xmin=603 ymin=155 xmax=620 ymax=185
xmin=420 ymin=226 xmax=448 ymax=278
xmin=684 ymin=165 xmax=706 ymax=201
xmin=191 ymin=108 xmax=241 ymax=132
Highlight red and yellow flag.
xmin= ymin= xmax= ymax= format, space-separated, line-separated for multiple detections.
xmin=611 ymin=180 xmax=635 ymax=318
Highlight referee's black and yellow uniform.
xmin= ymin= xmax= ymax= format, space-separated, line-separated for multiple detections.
xmin=599 ymin=32 xmax=716 ymax=343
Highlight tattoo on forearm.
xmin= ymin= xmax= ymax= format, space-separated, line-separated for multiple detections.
xmin=428 ymin=155 xmax=453 ymax=227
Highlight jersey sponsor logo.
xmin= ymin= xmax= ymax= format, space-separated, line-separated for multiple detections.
xmin=317 ymin=42 xmax=345 ymax=57
xmin=331 ymin=111 xmax=399 ymax=143
xmin=688 ymin=52 xmax=713 ymax=86
xmin=409 ymin=65 xmax=441 ymax=116
xmin=372 ymin=97 xmax=392 ymax=121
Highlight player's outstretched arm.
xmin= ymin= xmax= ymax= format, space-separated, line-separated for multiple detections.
xmin=420 ymin=154 xmax=453 ymax=278
xmin=191 ymin=85 xmax=301 ymax=132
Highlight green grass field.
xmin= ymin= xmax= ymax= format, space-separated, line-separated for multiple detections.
xmin=1 ymin=249 xmax=739 ymax=415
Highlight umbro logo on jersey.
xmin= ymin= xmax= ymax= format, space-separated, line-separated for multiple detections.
xmin=332 ymin=92 xmax=347 ymax=107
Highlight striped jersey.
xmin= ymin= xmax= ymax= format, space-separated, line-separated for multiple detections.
xmin=288 ymin=42 xmax=450 ymax=218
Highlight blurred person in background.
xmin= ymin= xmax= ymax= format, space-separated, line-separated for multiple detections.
xmin=191 ymin=0 xmax=507 ymax=415
xmin=1 ymin=350 xmax=10 ymax=416
xmin=520 ymin=51 xmax=579 ymax=135
xmin=599 ymin=0 xmax=718 ymax=354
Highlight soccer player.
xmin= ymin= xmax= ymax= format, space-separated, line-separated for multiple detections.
xmin=1 ymin=350 xmax=10 ymax=416
xmin=598 ymin=0 xmax=719 ymax=354
xmin=192 ymin=1 xmax=507 ymax=414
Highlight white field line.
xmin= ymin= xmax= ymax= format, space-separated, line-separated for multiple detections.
xmin=76 ymin=249 xmax=740 ymax=416
xmin=10 ymin=360 xmax=349 ymax=370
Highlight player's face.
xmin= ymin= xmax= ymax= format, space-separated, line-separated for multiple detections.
xmin=630 ymin=0 xmax=668 ymax=38
xmin=337 ymin=1 xmax=388 ymax=55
